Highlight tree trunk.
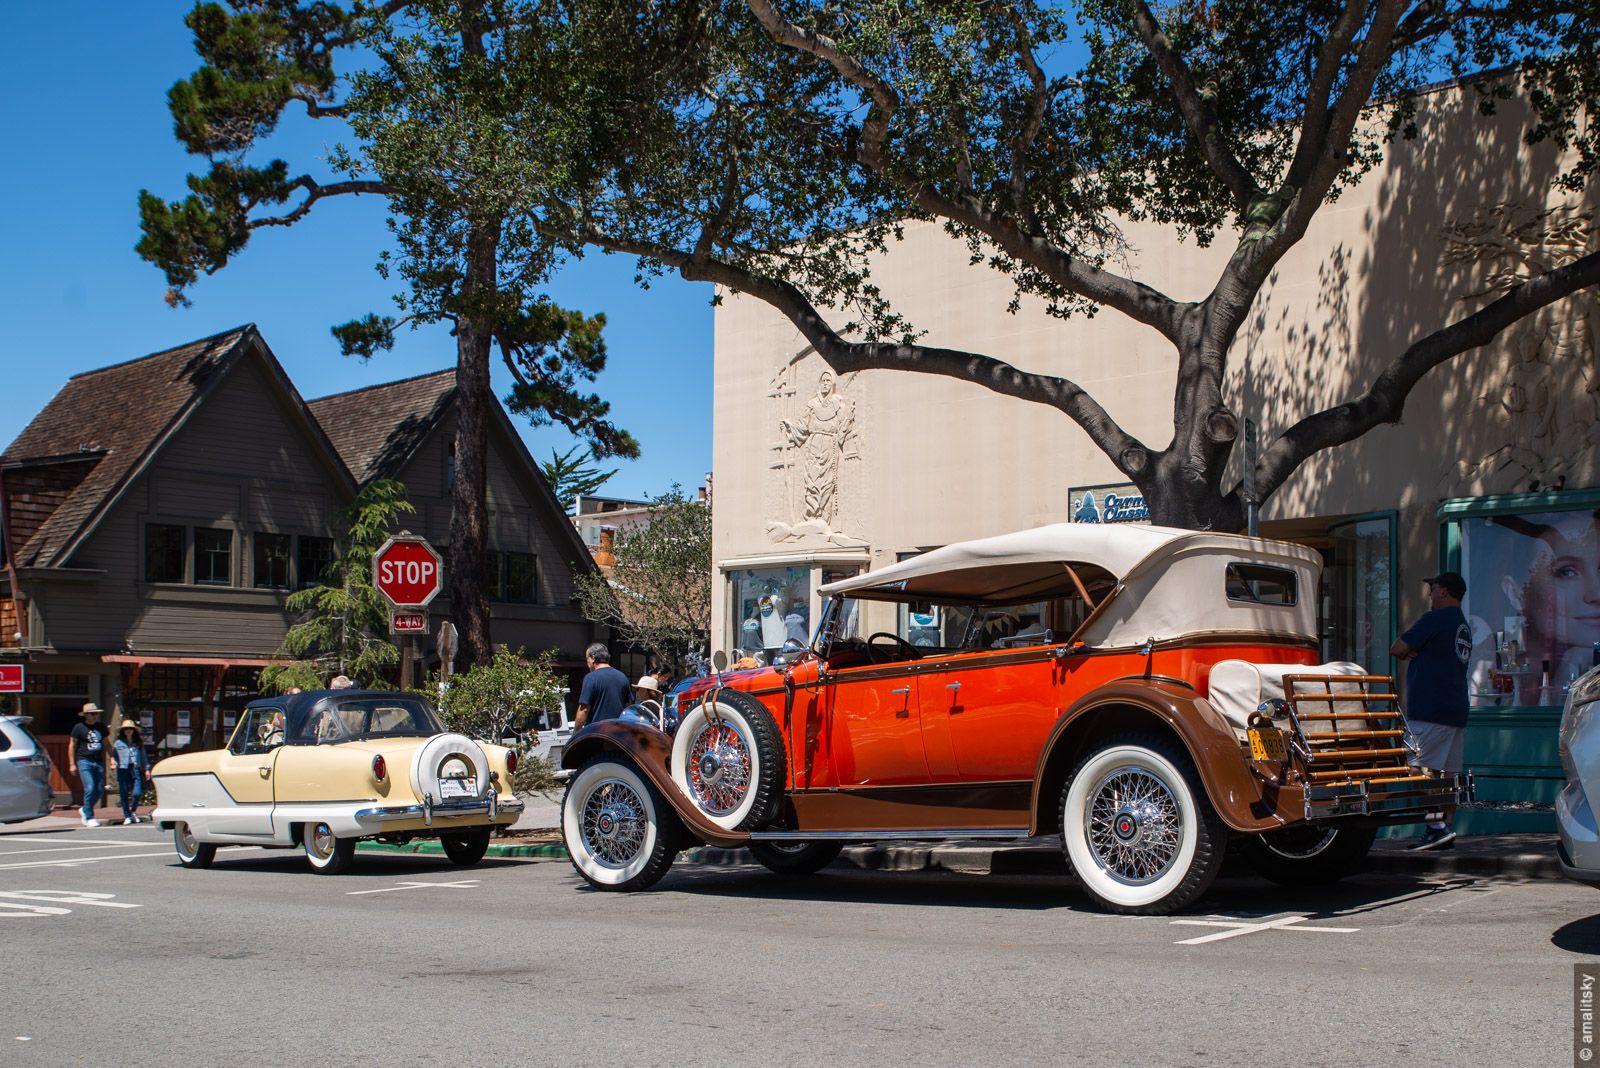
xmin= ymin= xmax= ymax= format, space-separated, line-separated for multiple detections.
xmin=449 ymin=219 xmax=502 ymax=668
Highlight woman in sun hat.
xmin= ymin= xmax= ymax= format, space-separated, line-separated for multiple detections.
xmin=111 ymin=719 xmax=151 ymax=825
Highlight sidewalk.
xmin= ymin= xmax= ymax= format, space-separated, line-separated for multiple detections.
xmin=2 ymin=802 xmax=157 ymax=833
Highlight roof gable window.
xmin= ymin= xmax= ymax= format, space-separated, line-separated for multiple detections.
xmin=145 ymin=524 xmax=185 ymax=583
xmin=193 ymin=528 xmax=234 ymax=586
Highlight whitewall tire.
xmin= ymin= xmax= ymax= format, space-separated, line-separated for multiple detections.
xmin=562 ymin=757 xmax=680 ymax=891
xmin=303 ymin=821 xmax=356 ymax=874
xmin=1060 ymin=734 xmax=1224 ymax=915
xmin=411 ymin=733 xmax=491 ymax=802
xmin=173 ymin=822 xmax=216 ymax=869
xmin=669 ymin=690 xmax=784 ymax=831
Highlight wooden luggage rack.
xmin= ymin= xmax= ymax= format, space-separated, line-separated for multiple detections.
xmin=1278 ymin=673 xmax=1470 ymax=820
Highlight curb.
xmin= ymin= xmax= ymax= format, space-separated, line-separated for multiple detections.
xmin=356 ymin=836 xmax=1565 ymax=881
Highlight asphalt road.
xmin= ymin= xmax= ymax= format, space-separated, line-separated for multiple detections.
xmin=2 ymin=822 xmax=1594 ymax=1067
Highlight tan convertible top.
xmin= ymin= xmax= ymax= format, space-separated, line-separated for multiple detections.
xmin=818 ymin=523 xmax=1322 ymax=647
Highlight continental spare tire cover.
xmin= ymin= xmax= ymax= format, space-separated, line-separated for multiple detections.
xmin=412 ymin=733 xmax=491 ymax=802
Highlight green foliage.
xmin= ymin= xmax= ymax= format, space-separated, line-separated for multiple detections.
xmin=138 ymin=0 xmax=639 ymax=457
xmin=574 ymin=486 xmax=711 ymax=677
xmin=540 ymin=445 xmax=617 ymax=510
xmin=431 ymin=645 xmax=565 ymax=793
xmin=258 ymin=479 xmax=414 ymax=693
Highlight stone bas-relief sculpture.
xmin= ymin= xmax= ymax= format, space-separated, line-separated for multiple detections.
xmin=765 ymin=355 xmax=866 ymax=546
xmin=1441 ymin=201 xmax=1600 ymax=495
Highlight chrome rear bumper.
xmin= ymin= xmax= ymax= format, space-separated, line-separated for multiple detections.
xmin=1303 ymin=771 xmax=1473 ymax=821
xmin=354 ymin=794 xmax=523 ymax=826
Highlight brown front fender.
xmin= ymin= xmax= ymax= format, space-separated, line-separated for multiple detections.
xmin=1029 ymin=679 xmax=1298 ymax=835
xmin=562 ymin=722 xmax=750 ymax=848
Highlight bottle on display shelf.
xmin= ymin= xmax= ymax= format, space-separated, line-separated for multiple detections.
xmin=1539 ymin=659 xmax=1554 ymax=706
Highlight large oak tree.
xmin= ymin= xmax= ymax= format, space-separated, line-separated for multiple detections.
xmin=137 ymin=1 xmax=639 ymax=666
xmin=501 ymin=0 xmax=1600 ymax=529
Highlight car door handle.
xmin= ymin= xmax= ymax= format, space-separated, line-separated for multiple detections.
xmin=890 ymin=687 xmax=910 ymax=695
xmin=945 ymin=682 xmax=962 ymax=690
xmin=258 ymin=767 xmax=271 ymax=778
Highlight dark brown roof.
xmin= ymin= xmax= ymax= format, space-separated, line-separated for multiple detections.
xmin=307 ymin=370 xmax=456 ymax=483
xmin=1 ymin=326 xmax=255 ymax=567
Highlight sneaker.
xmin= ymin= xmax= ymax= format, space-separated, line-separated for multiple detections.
xmin=82 ymin=817 xmax=100 ymax=828
xmin=1409 ymin=827 xmax=1456 ymax=851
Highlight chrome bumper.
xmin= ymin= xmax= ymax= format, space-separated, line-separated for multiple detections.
xmin=354 ymin=794 xmax=523 ymax=826
xmin=1303 ymin=771 xmax=1473 ymax=821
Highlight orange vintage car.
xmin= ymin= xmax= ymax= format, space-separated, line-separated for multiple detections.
xmin=560 ymin=524 xmax=1469 ymax=913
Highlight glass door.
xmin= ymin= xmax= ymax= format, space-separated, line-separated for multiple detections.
xmin=1326 ymin=514 xmax=1396 ymax=678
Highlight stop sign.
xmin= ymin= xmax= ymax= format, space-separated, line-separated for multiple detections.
xmin=372 ymin=534 xmax=444 ymax=608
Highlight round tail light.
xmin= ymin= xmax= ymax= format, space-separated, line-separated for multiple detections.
xmin=372 ymin=754 xmax=387 ymax=782
xmin=505 ymin=751 xmax=518 ymax=774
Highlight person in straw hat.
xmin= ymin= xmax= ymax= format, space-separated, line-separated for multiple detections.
xmin=70 ymin=702 xmax=111 ymax=826
xmin=111 ymin=718 xmax=151 ymax=825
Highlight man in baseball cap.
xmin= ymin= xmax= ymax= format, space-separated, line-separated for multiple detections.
xmin=1391 ymin=570 xmax=1471 ymax=850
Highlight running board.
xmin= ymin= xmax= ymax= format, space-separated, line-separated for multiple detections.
xmin=748 ymin=828 xmax=1031 ymax=842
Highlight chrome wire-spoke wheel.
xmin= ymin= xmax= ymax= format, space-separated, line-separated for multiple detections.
xmin=684 ymin=720 xmax=753 ymax=817
xmin=1084 ymin=765 xmax=1183 ymax=886
xmin=580 ymin=778 xmax=649 ymax=868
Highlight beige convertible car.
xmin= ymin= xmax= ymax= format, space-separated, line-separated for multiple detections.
xmin=151 ymin=689 xmax=521 ymax=873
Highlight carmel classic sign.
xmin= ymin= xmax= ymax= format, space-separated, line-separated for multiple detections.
xmin=1069 ymin=483 xmax=1150 ymax=524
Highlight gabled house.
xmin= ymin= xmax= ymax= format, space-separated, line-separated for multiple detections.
xmin=308 ymin=371 xmax=601 ymax=686
xmin=0 ymin=327 xmax=602 ymax=777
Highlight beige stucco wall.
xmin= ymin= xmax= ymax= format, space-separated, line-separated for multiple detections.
xmin=712 ymin=81 xmax=1600 ymax=654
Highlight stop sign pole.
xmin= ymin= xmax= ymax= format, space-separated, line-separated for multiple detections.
xmin=372 ymin=532 xmax=444 ymax=690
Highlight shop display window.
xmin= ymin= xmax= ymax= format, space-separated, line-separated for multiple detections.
xmin=1442 ymin=492 xmax=1600 ymax=708
xmin=728 ymin=565 xmax=810 ymax=663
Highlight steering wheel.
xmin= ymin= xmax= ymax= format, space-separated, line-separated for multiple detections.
xmin=866 ymin=631 xmax=919 ymax=663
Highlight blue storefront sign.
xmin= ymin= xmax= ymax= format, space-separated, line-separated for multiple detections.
xmin=1069 ymin=483 xmax=1150 ymax=524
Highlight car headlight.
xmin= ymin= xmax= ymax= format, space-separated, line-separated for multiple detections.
xmin=1559 ymin=667 xmax=1600 ymax=759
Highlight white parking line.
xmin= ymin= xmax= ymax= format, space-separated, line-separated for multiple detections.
xmin=1171 ymin=914 xmax=1361 ymax=944
xmin=0 ymin=846 xmax=267 ymax=871
xmin=347 ymin=879 xmax=481 ymax=896
xmin=0 ymin=841 xmax=168 ymax=857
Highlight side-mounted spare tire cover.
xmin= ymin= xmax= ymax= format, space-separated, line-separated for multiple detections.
xmin=669 ymin=688 xmax=785 ymax=831
xmin=411 ymin=733 xmax=491 ymax=801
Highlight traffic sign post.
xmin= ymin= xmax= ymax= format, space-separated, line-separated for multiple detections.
xmin=373 ymin=533 xmax=443 ymax=691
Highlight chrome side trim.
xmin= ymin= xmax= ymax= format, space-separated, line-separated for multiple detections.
xmin=748 ymin=827 xmax=1031 ymax=842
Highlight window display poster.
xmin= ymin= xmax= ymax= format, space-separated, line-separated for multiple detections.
xmin=1460 ymin=508 xmax=1600 ymax=705
xmin=177 ymin=709 xmax=191 ymax=731
xmin=139 ymin=710 xmax=154 ymax=733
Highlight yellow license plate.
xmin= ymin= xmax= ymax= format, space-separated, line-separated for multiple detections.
xmin=1249 ymin=726 xmax=1287 ymax=761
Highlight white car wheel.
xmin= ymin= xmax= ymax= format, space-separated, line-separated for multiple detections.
xmin=304 ymin=821 xmax=356 ymax=874
xmin=1060 ymin=736 xmax=1224 ymax=914
xmin=562 ymin=758 xmax=679 ymax=891
xmin=669 ymin=691 xmax=784 ymax=830
xmin=411 ymin=733 xmax=491 ymax=802
xmin=173 ymin=822 xmax=216 ymax=869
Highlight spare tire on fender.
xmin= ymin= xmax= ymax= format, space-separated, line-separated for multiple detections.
xmin=670 ymin=689 xmax=785 ymax=831
xmin=411 ymin=733 xmax=491 ymax=801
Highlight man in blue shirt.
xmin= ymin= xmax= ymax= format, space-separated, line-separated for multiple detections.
xmin=573 ymin=642 xmax=633 ymax=731
xmin=1390 ymin=571 xmax=1471 ymax=850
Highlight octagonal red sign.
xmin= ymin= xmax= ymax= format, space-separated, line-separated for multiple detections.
xmin=372 ymin=534 xmax=444 ymax=608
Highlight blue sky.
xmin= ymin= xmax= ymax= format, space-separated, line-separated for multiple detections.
xmin=0 ymin=2 xmax=712 ymax=501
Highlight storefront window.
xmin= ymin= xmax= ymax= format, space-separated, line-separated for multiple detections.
xmin=1455 ymin=503 xmax=1600 ymax=707
xmin=728 ymin=566 xmax=810 ymax=663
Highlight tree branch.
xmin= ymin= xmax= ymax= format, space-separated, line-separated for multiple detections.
xmin=249 ymin=177 xmax=392 ymax=229
xmin=537 ymin=219 xmax=1155 ymax=478
xmin=744 ymin=0 xmax=900 ymax=168
xmin=1249 ymin=250 xmax=1600 ymax=500
xmin=291 ymin=90 xmax=348 ymax=119
xmin=1005 ymin=1 xmax=1049 ymax=235
xmin=1285 ymin=0 xmax=1372 ymax=189
xmin=1126 ymin=0 xmax=1261 ymax=215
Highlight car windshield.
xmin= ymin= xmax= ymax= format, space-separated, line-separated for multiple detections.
xmin=819 ymin=591 xmax=1089 ymax=657
xmin=295 ymin=697 xmax=443 ymax=744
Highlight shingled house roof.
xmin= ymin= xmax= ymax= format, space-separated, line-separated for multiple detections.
xmin=306 ymin=369 xmax=456 ymax=483
xmin=1 ymin=326 xmax=256 ymax=568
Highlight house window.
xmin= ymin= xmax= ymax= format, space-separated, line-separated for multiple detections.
xmin=728 ymin=565 xmax=810 ymax=661
xmin=145 ymin=524 xmax=185 ymax=583
xmin=254 ymin=533 xmax=291 ymax=589
xmin=296 ymin=536 xmax=335 ymax=589
xmin=193 ymin=528 xmax=233 ymax=586
xmin=497 ymin=552 xmax=537 ymax=604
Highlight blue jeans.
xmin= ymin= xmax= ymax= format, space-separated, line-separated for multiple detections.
xmin=116 ymin=767 xmax=141 ymax=820
xmin=78 ymin=761 xmax=105 ymax=820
